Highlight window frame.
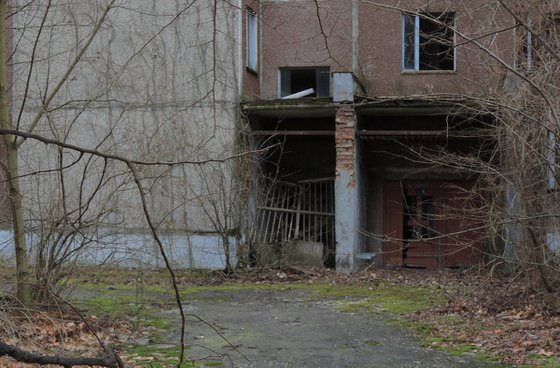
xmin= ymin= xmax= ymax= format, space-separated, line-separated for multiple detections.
xmin=278 ymin=67 xmax=331 ymax=98
xmin=401 ymin=12 xmax=456 ymax=72
xmin=548 ymin=130 xmax=558 ymax=190
xmin=246 ymin=8 xmax=258 ymax=72
xmin=518 ymin=12 xmax=560 ymax=72
xmin=526 ymin=18 xmax=533 ymax=71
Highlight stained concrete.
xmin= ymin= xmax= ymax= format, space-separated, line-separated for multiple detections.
xmin=161 ymin=288 xmax=496 ymax=368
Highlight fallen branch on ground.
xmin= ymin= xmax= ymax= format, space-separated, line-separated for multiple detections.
xmin=0 ymin=341 xmax=124 ymax=368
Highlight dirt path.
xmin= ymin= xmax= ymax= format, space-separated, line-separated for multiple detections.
xmin=159 ymin=288 xmax=495 ymax=368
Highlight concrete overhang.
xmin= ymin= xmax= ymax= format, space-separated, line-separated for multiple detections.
xmin=242 ymin=98 xmax=336 ymax=119
xmin=242 ymin=96 xmax=486 ymax=119
xmin=354 ymin=97 xmax=484 ymax=117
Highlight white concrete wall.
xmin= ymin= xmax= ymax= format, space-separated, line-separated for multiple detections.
xmin=0 ymin=229 xmax=237 ymax=269
xmin=6 ymin=0 xmax=245 ymax=269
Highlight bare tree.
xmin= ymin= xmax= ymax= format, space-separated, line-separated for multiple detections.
xmin=0 ymin=0 xmax=249 ymax=365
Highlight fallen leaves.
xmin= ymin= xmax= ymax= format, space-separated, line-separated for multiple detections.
xmin=0 ymin=308 xmax=131 ymax=368
xmin=408 ymin=275 xmax=560 ymax=366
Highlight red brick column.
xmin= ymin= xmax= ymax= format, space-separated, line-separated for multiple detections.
xmin=334 ymin=104 xmax=359 ymax=272
xmin=335 ymin=104 xmax=355 ymax=187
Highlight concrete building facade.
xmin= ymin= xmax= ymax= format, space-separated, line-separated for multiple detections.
xmin=244 ymin=0 xmax=517 ymax=271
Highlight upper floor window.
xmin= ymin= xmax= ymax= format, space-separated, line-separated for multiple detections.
xmin=246 ymin=8 xmax=258 ymax=71
xmin=547 ymin=130 xmax=558 ymax=190
xmin=279 ymin=67 xmax=330 ymax=98
xmin=402 ymin=12 xmax=455 ymax=71
xmin=518 ymin=13 xmax=560 ymax=71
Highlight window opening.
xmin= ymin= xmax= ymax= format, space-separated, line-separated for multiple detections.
xmin=402 ymin=12 xmax=455 ymax=71
xmin=246 ymin=8 xmax=258 ymax=71
xmin=279 ymin=67 xmax=330 ymax=98
xmin=548 ymin=130 xmax=559 ymax=190
xmin=519 ymin=13 xmax=560 ymax=71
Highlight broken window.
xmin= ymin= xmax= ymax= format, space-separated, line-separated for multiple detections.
xmin=402 ymin=12 xmax=455 ymax=71
xmin=279 ymin=67 xmax=330 ymax=98
xmin=246 ymin=8 xmax=258 ymax=71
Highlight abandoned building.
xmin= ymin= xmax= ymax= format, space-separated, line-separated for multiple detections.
xmin=2 ymin=1 xmax=552 ymax=272
xmin=242 ymin=0 xmax=517 ymax=272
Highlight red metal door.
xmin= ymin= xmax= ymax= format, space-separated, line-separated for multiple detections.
xmin=439 ymin=182 xmax=481 ymax=267
xmin=383 ymin=181 xmax=404 ymax=266
xmin=382 ymin=180 xmax=481 ymax=269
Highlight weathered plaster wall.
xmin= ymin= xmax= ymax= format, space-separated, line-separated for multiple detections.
xmin=7 ymin=1 xmax=244 ymax=268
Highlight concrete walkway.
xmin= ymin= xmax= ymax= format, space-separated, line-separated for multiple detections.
xmin=160 ymin=288 xmax=495 ymax=368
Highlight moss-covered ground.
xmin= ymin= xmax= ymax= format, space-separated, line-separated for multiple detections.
xmin=69 ymin=270 xmax=486 ymax=367
xmin=67 ymin=268 xmax=550 ymax=367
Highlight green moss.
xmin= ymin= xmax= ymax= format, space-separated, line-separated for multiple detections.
xmin=390 ymin=316 xmax=508 ymax=366
xmin=527 ymin=353 xmax=560 ymax=368
xmin=127 ymin=345 xmax=223 ymax=367
xmin=306 ymin=283 xmax=378 ymax=298
xmin=74 ymin=293 xmax=171 ymax=348
xmin=389 ymin=315 xmax=474 ymax=358
xmin=186 ymin=281 xmax=447 ymax=316
xmin=181 ymin=281 xmax=446 ymax=316
xmin=365 ymin=339 xmax=382 ymax=346
xmin=70 ymin=276 xmax=511 ymax=367
xmin=76 ymin=280 xmax=176 ymax=296
xmin=76 ymin=296 xmax=140 ymax=318
xmin=74 ymin=276 xmax=446 ymax=318
xmin=128 ymin=345 xmax=182 ymax=358
xmin=138 ymin=314 xmax=169 ymax=329
xmin=180 ymin=282 xmax=303 ymax=296
xmin=421 ymin=336 xmax=474 ymax=355
xmin=320 ymin=283 xmax=446 ymax=315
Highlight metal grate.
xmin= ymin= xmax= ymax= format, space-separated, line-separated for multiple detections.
xmin=256 ymin=178 xmax=335 ymax=263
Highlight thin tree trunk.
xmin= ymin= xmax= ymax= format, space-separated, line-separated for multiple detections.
xmin=0 ymin=0 xmax=32 ymax=306
xmin=6 ymin=145 xmax=31 ymax=306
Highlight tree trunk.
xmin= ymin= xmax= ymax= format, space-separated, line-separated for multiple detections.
xmin=0 ymin=0 xmax=32 ymax=306
xmin=5 ymin=142 xmax=31 ymax=306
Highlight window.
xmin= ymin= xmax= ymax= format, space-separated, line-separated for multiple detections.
xmin=548 ymin=131 xmax=558 ymax=190
xmin=279 ymin=67 xmax=330 ymax=98
xmin=518 ymin=13 xmax=560 ymax=71
xmin=246 ymin=8 xmax=257 ymax=71
xmin=402 ymin=12 xmax=455 ymax=71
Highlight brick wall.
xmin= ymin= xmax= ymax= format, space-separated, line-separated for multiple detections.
xmin=335 ymin=104 xmax=355 ymax=187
